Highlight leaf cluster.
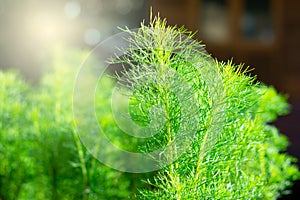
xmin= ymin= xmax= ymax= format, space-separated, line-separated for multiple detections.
xmin=111 ymin=16 xmax=300 ymax=200
xmin=0 ymin=49 xmax=137 ymax=200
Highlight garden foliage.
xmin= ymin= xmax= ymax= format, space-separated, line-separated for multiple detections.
xmin=0 ymin=17 xmax=299 ymax=199
xmin=114 ymin=16 xmax=300 ymax=199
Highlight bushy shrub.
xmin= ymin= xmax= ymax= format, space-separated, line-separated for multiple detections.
xmin=0 ymin=49 xmax=135 ymax=199
xmin=0 ymin=17 xmax=299 ymax=200
xmin=0 ymin=71 xmax=35 ymax=199
xmin=111 ymin=17 xmax=300 ymax=199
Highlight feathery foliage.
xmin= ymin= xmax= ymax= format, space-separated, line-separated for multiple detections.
xmin=0 ymin=50 xmax=135 ymax=199
xmin=0 ymin=16 xmax=299 ymax=200
xmin=111 ymin=16 xmax=300 ymax=199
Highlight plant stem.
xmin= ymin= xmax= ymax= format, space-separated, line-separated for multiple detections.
xmin=72 ymin=127 xmax=88 ymax=200
xmin=166 ymin=100 xmax=176 ymax=172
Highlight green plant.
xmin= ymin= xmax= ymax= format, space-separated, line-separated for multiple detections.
xmin=109 ymin=16 xmax=300 ymax=199
xmin=29 ymin=48 xmax=134 ymax=199
xmin=0 ymin=16 xmax=299 ymax=200
xmin=0 ymin=49 xmax=136 ymax=200
xmin=0 ymin=71 xmax=35 ymax=199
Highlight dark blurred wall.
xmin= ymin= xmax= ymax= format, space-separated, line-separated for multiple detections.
xmin=281 ymin=1 xmax=300 ymax=101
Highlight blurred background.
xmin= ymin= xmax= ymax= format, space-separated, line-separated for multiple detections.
xmin=0 ymin=0 xmax=147 ymax=79
xmin=0 ymin=0 xmax=299 ymax=198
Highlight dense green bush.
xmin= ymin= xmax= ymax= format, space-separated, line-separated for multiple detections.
xmin=0 ymin=49 xmax=137 ymax=199
xmin=0 ymin=17 xmax=299 ymax=200
xmin=111 ymin=17 xmax=300 ymax=199
xmin=0 ymin=71 xmax=34 ymax=199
